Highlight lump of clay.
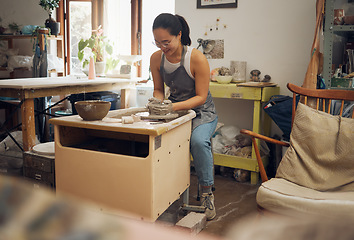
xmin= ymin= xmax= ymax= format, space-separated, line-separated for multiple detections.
xmin=146 ymin=98 xmax=173 ymax=116
xmin=218 ymin=66 xmax=231 ymax=76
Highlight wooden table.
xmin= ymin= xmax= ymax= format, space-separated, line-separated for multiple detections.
xmin=0 ymin=76 xmax=137 ymax=151
xmin=209 ymin=82 xmax=280 ymax=184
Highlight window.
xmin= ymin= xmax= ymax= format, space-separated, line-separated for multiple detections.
xmin=104 ymin=0 xmax=131 ymax=56
xmin=60 ymin=0 xmax=174 ymax=78
xmin=68 ymin=1 xmax=92 ymax=75
xmin=141 ymin=1 xmax=174 ymax=79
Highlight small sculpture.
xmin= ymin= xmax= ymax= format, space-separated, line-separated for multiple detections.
xmin=262 ymin=74 xmax=271 ymax=82
xmin=250 ymin=69 xmax=261 ymax=82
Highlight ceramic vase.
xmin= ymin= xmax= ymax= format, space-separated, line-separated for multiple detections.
xmin=88 ymin=57 xmax=96 ymax=79
xmin=230 ymin=61 xmax=247 ymax=82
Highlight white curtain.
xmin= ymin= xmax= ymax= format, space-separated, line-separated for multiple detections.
xmin=104 ymin=0 xmax=175 ymax=79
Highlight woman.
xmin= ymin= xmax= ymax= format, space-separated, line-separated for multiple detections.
xmin=150 ymin=13 xmax=218 ymax=220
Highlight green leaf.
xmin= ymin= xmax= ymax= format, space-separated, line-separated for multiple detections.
xmin=88 ymin=38 xmax=95 ymax=49
xmin=112 ymin=59 xmax=119 ymax=68
xmin=78 ymin=51 xmax=84 ymax=61
xmin=105 ymin=44 xmax=113 ymax=55
xmin=78 ymin=39 xmax=88 ymax=51
xmin=83 ymin=59 xmax=89 ymax=68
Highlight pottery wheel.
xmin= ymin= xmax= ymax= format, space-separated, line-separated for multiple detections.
xmin=32 ymin=142 xmax=55 ymax=156
xmin=140 ymin=113 xmax=179 ymax=120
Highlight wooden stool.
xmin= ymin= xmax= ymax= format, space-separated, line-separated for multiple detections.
xmin=23 ymin=142 xmax=55 ymax=190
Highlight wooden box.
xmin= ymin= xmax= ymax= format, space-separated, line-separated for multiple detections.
xmin=50 ymin=109 xmax=195 ymax=221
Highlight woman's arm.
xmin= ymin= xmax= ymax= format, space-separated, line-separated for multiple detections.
xmin=172 ymin=48 xmax=210 ymax=111
xmin=150 ymin=50 xmax=165 ymax=101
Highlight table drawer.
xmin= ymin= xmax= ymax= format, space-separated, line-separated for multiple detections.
xmin=23 ymin=151 xmax=54 ymax=173
xmin=24 ymin=177 xmax=55 ymax=190
xmin=23 ymin=167 xmax=55 ymax=185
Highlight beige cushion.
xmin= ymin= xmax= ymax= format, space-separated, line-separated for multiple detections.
xmin=257 ymin=103 xmax=354 ymax=217
xmin=276 ymin=103 xmax=354 ymax=191
xmin=257 ymin=178 xmax=354 ymax=217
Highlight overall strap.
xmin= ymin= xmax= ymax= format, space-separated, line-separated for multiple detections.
xmin=160 ymin=51 xmax=165 ymax=73
xmin=180 ymin=45 xmax=187 ymax=66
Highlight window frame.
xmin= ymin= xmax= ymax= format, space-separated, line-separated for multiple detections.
xmin=58 ymin=0 xmax=142 ymax=76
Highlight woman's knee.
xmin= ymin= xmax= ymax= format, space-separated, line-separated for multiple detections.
xmin=190 ymin=136 xmax=211 ymax=150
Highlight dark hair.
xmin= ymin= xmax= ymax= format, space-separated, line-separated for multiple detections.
xmin=152 ymin=13 xmax=191 ymax=46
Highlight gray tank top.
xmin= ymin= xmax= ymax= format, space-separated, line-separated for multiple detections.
xmin=160 ymin=46 xmax=217 ymax=130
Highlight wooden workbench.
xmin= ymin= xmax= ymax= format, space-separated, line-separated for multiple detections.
xmin=0 ymin=76 xmax=137 ymax=151
xmin=209 ymin=82 xmax=280 ymax=184
xmin=50 ymin=109 xmax=196 ymax=221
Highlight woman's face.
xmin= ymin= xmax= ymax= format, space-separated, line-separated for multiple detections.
xmin=153 ymin=28 xmax=181 ymax=56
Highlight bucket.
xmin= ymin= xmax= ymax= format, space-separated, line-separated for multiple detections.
xmin=136 ymin=83 xmax=154 ymax=107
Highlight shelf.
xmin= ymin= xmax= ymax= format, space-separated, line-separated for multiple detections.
xmin=209 ymin=83 xmax=280 ymax=184
xmin=323 ymin=0 xmax=354 ymax=89
xmin=333 ymin=25 xmax=354 ymax=32
xmin=0 ymin=34 xmax=63 ymax=40
xmin=0 ymin=67 xmax=29 ymax=71
xmin=0 ymin=35 xmax=33 ymax=40
xmin=0 ymin=34 xmax=66 ymax=77
xmin=213 ymin=153 xmax=265 ymax=172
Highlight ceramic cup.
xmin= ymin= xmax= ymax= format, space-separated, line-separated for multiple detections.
xmin=230 ymin=61 xmax=247 ymax=82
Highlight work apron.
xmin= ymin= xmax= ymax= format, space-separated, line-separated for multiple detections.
xmin=160 ymin=46 xmax=217 ymax=130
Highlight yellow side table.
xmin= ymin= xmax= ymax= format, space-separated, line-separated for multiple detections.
xmin=209 ymin=82 xmax=280 ymax=184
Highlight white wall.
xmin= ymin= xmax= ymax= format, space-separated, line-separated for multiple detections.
xmin=0 ymin=0 xmax=47 ymax=26
xmin=176 ymin=0 xmax=316 ymax=135
xmin=176 ymin=0 xmax=316 ymax=94
xmin=0 ymin=0 xmax=48 ymax=56
xmin=1 ymin=0 xmax=316 ymax=136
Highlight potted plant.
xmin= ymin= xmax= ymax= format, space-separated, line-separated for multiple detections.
xmin=8 ymin=22 xmax=21 ymax=35
xmin=0 ymin=17 xmax=6 ymax=35
xmin=78 ymin=26 xmax=119 ymax=75
xmin=39 ymin=0 xmax=60 ymax=36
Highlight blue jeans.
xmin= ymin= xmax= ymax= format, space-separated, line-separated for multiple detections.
xmin=190 ymin=117 xmax=218 ymax=187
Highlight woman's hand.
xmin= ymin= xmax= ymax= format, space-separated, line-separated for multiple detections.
xmin=147 ymin=98 xmax=174 ymax=115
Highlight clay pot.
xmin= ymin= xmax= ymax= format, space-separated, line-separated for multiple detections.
xmin=45 ymin=18 xmax=60 ymax=36
xmin=95 ymin=61 xmax=105 ymax=76
xmin=74 ymin=100 xmax=111 ymax=121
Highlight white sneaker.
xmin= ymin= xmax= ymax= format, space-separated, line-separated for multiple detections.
xmin=201 ymin=193 xmax=216 ymax=220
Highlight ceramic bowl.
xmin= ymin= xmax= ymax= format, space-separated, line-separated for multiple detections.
xmin=74 ymin=100 xmax=111 ymax=121
xmin=215 ymin=75 xmax=233 ymax=84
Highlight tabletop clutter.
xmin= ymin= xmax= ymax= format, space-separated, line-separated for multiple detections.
xmin=210 ymin=60 xmax=272 ymax=84
xmin=74 ymin=97 xmax=184 ymax=124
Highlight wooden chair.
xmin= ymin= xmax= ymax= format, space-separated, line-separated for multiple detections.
xmin=241 ymin=83 xmax=354 ymax=218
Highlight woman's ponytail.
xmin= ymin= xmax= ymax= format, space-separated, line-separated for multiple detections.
xmin=175 ymin=14 xmax=191 ymax=46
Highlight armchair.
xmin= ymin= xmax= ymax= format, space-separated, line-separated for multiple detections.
xmin=241 ymin=83 xmax=354 ymax=218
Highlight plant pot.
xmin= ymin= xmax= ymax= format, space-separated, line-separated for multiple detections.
xmin=45 ymin=21 xmax=60 ymax=36
xmin=95 ymin=61 xmax=105 ymax=76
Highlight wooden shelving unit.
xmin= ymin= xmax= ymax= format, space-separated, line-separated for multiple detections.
xmin=323 ymin=0 xmax=354 ymax=89
xmin=0 ymin=33 xmax=66 ymax=77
